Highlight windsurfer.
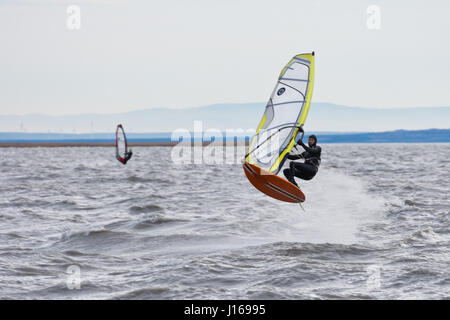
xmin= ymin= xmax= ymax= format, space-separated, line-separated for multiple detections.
xmin=283 ymin=130 xmax=321 ymax=187
xmin=120 ymin=150 xmax=133 ymax=165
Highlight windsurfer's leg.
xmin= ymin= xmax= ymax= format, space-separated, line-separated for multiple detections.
xmin=283 ymin=168 xmax=291 ymax=180
xmin=283 ymin=162 xmax=299 ymax=187
xmin=292 ymin=163 xmax=316 ymax=180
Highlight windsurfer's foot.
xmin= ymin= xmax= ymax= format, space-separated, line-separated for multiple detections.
xmin=283 ymin=168 xmax=298 ymax=187
xmin=288 ymin=177 xmax=298 ymax=187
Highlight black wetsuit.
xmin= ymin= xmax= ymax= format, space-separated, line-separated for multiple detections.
xmin=124 ymin=151 xmax=133 ymax=164
xmin=118 ymin=151 xmax=133 ymax=165
xmin=283 ymin=141 xmax=321 ymax=185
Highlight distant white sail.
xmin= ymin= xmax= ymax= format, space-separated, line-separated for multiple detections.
xmin=116 ymin=124 xmax=128 ymax=163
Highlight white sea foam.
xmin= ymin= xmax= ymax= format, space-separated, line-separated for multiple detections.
xmin=266 ymin=167 xmax=386 ymax=245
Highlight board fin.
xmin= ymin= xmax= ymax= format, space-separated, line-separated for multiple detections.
xmin=299 ymin=202 xmax=305 ymax=212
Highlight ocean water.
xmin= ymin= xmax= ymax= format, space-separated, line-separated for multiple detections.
xmin=0 ymin=144 xmax=449 ymax=299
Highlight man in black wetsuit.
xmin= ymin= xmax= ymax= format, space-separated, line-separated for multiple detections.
xmin=118 ymin=150 xmax=133 ymax=165
xmin=283 ymin=133 xmax=321 ymax=188
xmin=123 ymin=150 xmax=133 ymax=164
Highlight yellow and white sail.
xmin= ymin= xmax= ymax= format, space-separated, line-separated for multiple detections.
xmin=245 ymin=52 xmax=315 ymax=174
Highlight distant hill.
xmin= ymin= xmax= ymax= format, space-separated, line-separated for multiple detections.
xmin=0 ymin=102 xmax=449 ymax=133
xmin=1 ymin=129 xmax=449 ymax=144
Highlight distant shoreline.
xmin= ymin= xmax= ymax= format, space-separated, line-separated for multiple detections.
xmin=1 ymin=141 xmax=449 ymax=148
xmin=0 ymin=142 xmax=249 ymax=148
xmin=0 ymin=142 xmax=177 ymax=148
xmin=1 ymin=128 xmax=449 ymax=146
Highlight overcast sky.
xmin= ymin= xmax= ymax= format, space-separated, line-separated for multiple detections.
xmin=1 ymin=0 xmax=449 ymax=115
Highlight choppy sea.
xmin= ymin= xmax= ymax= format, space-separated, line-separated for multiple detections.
xmin=0 ymin=144 xmax=449 ymax=299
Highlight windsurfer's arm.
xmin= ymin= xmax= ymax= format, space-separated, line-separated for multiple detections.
xmin=299 ymin=141 xmax=321 ymax=155
xmin=286 ymin=153 xmax=303 ymax=160
xmin=126 ymin=150 xmax=133 ymax=161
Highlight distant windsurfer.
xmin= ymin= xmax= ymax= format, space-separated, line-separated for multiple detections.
xmin=283 ymin=130 xmax=321 ymax=188
xmin=118 ymin=150 xmax=133 ymax=165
